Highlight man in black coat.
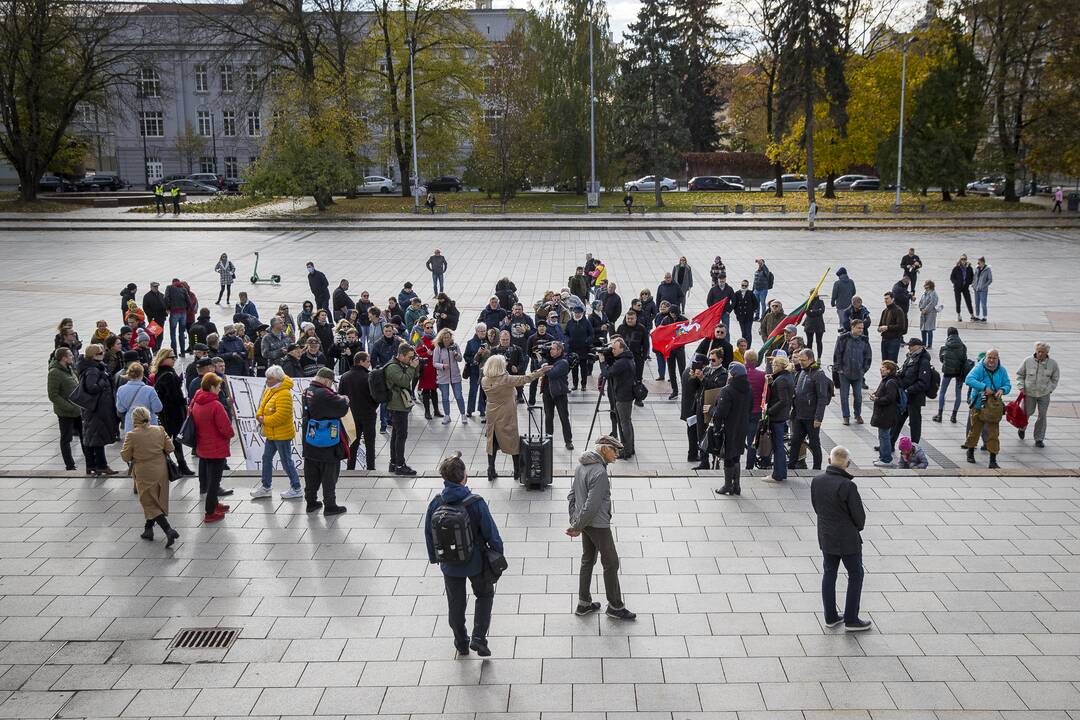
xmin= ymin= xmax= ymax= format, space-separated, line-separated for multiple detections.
xmin=603 ymin=338 xmax=636 ymax=458
xmin=540 ymin=342 xmax=573 ymax=450
xmin=332 ymin=279 xmax=355 ymax=321
xmin=655 ymin=272 xmax=685 ymax=312
xmin=142 ymin=282 xmax=167 ymax=327
xmin=339 ymin=353 xmax=377 ymax=471
xmin=302 ymin=368 xmax=350 ymax=515
xmin=602 ymin=282 xmax=623 ymax=326
xmin=732 ymin=280 xmax=758 ymax=344
xmin=706 ymin=273 xmax=736 ymax=332
xmin=615 ymin=310 xmax=648 ymax=390
xmin=700 ymin=363 xmax=752 ymax=495
xmin=810 ymin=447 xmax=871 ymax=632
xmin=893 ymin=336 xmax=932 ymax=449
xmin=306 ymin=262 xmax=331 ymax=313
xmin=680 ymin=357 xmax=706 ymax=462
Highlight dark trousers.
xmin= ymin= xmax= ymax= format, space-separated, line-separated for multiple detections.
xmin=467 ymin=378 xmax=486 ymax=415
xmin=528 ymin=378 xmax=539 ymax=405
xmin=571 ymin=355 xmax=589 ymax=388
xmin=953 ymin=285 xmax=973 ymax=316
xmin=770 ymin=421 xmax=787 ymax=480
xmin=614 ymin=401 xmax=634 ymax=455
xmin=444 ymin=574 xmax=494 ymax=649
xmin=315 ymin=292 xmax=330 ymax=314
xmin=542 ymin=392 xmax=572 ymax=444
xmin=745 ymin=413 xmax=760 ymax=469
xmin=389 ymin=410 xmax=409 ymax=466
xmin=216 ymin=284 xmax=232 ymax=304
xmin=171 ymin=197 xmax=180 ymax=215
xmin=155 ymin=196 xmax=166 ymax=213
xmin=789 ymin=418 xmax=823 ymax=469
xmin=58 ymin=416 xmax=81 ymax=469
xmin=347 ymin=414 xmax=377 ymax=470
xmin=822 ymin=551 xmax=864 ymax=624
xmin=738 ymin=318 xmax=754 ymax=345
xmin=201 ymin=457 xmax=224 ymax=514
xmin=806 ymin=329 xmax=823 ymax=358
xmin=893 ymin=403 xmax=923 ymax=448
xmin=881 ymin=338 xmax=901 ymax=363
xmin=431 ymin=271 xmax=445 ymax=296
xmin=667 ymin=350 xmax=686 ymax=394
xmin=578 ymin=526 xmax=624 ymax=608
xmin=304 ymin=458 xmax=340 ymax=507
xmin=633 ymin=354 xmax=645 ymax=382
xmin=687 ymin=423 xmax=700 ymax=459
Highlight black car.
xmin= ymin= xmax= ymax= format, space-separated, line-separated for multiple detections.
xmin=423 ymin=176 xmax=463 ymax=192
xmin=688 ymin=176 xmax=742 ymax=192
xmin=78 ymin=173 xmax=126 ymax=191
xmin=38 ymin=175 xmax=78 ymax=193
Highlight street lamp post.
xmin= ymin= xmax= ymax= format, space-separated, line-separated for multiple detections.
xmin=895 ymin=36 xmax=914 ymax=209
xmin=587 ymin=0 xmax=597 ymax=207
xmin=406 ymin=37 xmax=420 ymax=213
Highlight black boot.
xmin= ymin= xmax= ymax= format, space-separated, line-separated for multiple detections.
xmin=487 ymin=454 xmax=497 ymax=481
xmin=732 ymin=475 xmax=741 ymax=496
xmin=966 ymin=447 xmax=976 ymax=464
xmin=155 ymin=515 xmax=179 ymax=548
xmin=695 ymin=455 xmax=712 ymax=471
xmin=511 ymin=454 xmax=521 ymax=481
xmin=950 ymin=411 xmax=958 ymax=424
xmin=988 ymin=453 xmax=1000 ymax=469
xmin=140 ymin=520 xmax=154 ymax=541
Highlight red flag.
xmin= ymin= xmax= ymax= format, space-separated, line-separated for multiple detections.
xmin=649 ymin=300 xmax=727 ymax=360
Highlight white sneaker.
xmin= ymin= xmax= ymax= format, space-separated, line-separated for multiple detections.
xmin=280 ymin=487 xmax=304 ymax=499
xmin=441 ymin=416 xmax=452 ymax=425
xmin=250 ymin=485 xmax=272 ymax=498
xmin=872 ymin=460 xmax=894 ymax=468
xmin=461 ymin=416 xmax=469 ymax=424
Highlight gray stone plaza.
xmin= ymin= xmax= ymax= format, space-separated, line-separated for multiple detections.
xmin=1 ymin=223 xmax=1079 ymax=717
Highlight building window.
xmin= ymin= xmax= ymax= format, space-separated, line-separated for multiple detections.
xmin=199 ymin=156 xmax=215 ymax=173
xmin=76 ymin=103 xmax=95 ymax=124
xmin=224 ymin=156 xmax=239 ymax=178
xmin=246 ymin=110 xmax=261 ymax=137
xmin=137 ymin=67 xmax=161 ymax=98
xmin=220 ymin=64 xmax=233 ymax=93
xmin=146 ymin=157 xmax=163 ymax=182
xmin=222 ymin=110 xmax=236 ymax=137
xmin=249 ymin=155 xmax=258 ymax=165
xmin=194 ymin=64 xmax=208 ymax=93
xmin=244 ymin=65 xmax=257 ymax=92
xmin=197 ymin=110 xmax=212 ymax=136
xmin=138 ymin=111 xmax=164 ymax=137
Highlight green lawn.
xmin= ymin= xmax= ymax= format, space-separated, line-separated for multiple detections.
xmin=0 ymin=195 xmax=81 ymax=213
xmin=127 ymin=194 xmax=277 ymax=214
xmin=309 ymin=190 xmax=1039 ymax=215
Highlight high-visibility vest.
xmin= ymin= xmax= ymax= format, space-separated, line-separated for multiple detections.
xmin=170 ymin=187 xmax=180 ymax=198
xmin=154 ymin=184 xmax=164 ymax=196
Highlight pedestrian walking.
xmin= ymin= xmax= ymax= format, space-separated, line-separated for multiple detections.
xmin=705 ymin=273 xmax=735 ymax=330
xmin=733 ymin=279 xmax=757 ymax=343
xmin=964 ymin=348 xmax=1010 ymax=469
xmin=567 ymin=435 xmax=637 ymax=620
xmin=385 ymin=343 xmax=420 ymax=475
xmin=672 ymin=256 xmax=693 ymax=301
xmin=900 ymin=247 xmax=922 ymax=288
xmin=1015 ymin=342 xmax=1059 ymax=448
xmin=164 ymin=279 xmax=190 ymax=356
xmin=972 ymin=256 xmax=992 ymax=322
xmin=870 ymin=360 xmax=901 ymax=467
xmin=540 ymin=341 xmax=573 ymax=450
xmin=656 ymin=271 xmax=686 ymax=312
xmin=425 ymin=451 xmax=503 ymax=656
xmin=764 ymin=354 xmax=794 ymax=481
xmin=752 ymin=258 xmax=772 ymax=319
xmin=306 ymin=261 xmax=331 ymax=313
xmin=481 ymin=353 xmax=548 ymax=480
xmin=121 ymin=407 xmax=180 ymax=547
xmin=830 ymin=267 xmax=856 ymax=325
xmin=933 ymin=327 xmax=968 ymax=423
xmin=426 ymin=249 xmax=447 ymax=296
xmin=950 ymin=254 xmax=975 ymax=322
xmin=833 ymin=319 xmax=872 ymax=425
xmin=1052 ymin=187 xmax=1063 ymax=213
xmin=877 ymin=291 xmax=907 ymax=363
xmin=214 ymin=254 xmax=236 ymax=305
xmin=47 ymin=348 xmax=84 ymax=471
xmin=339 ymin=352 xmax=378 ymax=470
xmin=301 ymin=368 xmax=350 ymax=514
xmin=251 ymin=366 xmax=303 ymax=499
xmin=811 ymin=446 xmax=871 ymax=632
xmin=918 ymin=280 xmax=940 ymax=347
xmin=191 ymin=373 xmax=234 ymax=523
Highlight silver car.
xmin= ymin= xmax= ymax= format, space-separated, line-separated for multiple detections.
xmin=357 ymin=175 xmax=395 ymax=194
xmin=624 ymin=175 xmax=678 ymax=192
xmin=759 ymin=174 xmax=808 ymax=192
xmin=815 ymin=174 xmax=868 ymax=192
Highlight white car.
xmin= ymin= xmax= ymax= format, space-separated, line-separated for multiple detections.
xmin=759 ymin=174 xmax=808 ymax=192
xmin=357 ymin=176 xmax=395 ymax=194
xmin=624 ymin=175 xmax=678 ymax=192
xmin=815 ymin=174 xmax=868 ymax=192
xmin=718 ymin=175 xmax=745 ymax=190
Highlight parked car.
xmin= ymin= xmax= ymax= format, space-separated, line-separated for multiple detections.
xmin=849 ymin=178 xmax=881 ymax=191
xmin=759 ymin=174 xmax=807 ymax=192
xmin=357 ymin=176 xmax=395 ymax=194
xmin=163 ymin=179 xmax=222 ymax=195
xmin=78 ymin=173 xmax=126 ymax=191
xmin=624 ymin=175 xmax=678 ymax=192
xmin=38 ymin=175 xmax=78 ymax=193
xmin=187 ymin=173 xmax=227 ymax=190
xmin=966 ymin=176 xmax=1004 ymax=194
xmin=718 ymin=175 xmax=745 ymax=190
xmin=815 ymin=174 xmax=869 ymax=192
xmin=688 ymin=176 xmax=743 ymax=192
xmin=422 ymin=176 xmax=463 ymax=192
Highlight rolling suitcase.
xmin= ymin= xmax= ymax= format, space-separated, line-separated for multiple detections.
xmin=519 ymin=405 xmax=553 ymax=489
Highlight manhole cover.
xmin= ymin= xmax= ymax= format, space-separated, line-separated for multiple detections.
xmin=164 ymin=628 xmax=241 ymax=663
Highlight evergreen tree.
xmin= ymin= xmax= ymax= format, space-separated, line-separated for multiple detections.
xmin=673 ymin=0 xmax=730 ymax=152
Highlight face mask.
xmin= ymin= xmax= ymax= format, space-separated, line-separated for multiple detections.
xmin=307 ymin=267 xmax=314 ymax=274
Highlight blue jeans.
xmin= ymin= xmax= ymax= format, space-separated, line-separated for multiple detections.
xmin=169 ymin=313 xmax=187 ymax=354
xmin=770 ymin=421 xmax=787 ymax=480
xmin=877 ymin=426 xmax=893 ymax=462
xmin=974 ymin=289 xmax=988 ymax=319
xmin=839 ymin=376 xmax=863 ymax=419
xmin=431 ymin=271 xmax=444 ymax=296
xmin=938 ymin=376 xmax=963 ymax=415
xmin=922 ymin=330 xmax=934 ymax=348
xmin=822 ymin=551 xmax=864 ymax=624
xmin=467 ymin=377 xmax=487 ymax=415
xmin=379 ymin=402 xmax=389 ymax=430
xmin=721 ymin=312 xmax=731 ymax=332
xmin=745 ymin=413 xmax=760 ymax=469
xmin=754 ymin=289 xmax=769 ymax=319
xmin=260 ymin=439 xmax=301 ymax=489
xmin=439 ymin=382 xmax=466 ymax=416
xmin=881 ymin=338 xmax=901 ymax=363
xmin=654 ymin=350 xmax=666 ymax=380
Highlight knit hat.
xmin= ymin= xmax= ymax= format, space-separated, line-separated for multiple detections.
xmin=300 ymin=322 xmax=315 ymax=332
xmin=898 ymin=436 xmax=913 ymax=452
xmin=728 ymin=361 xmax=746 ymax=377
xmin=315 ymin=367 xmax=336 ymax=381
xmin=136 ymin=331 xmax=150 ymax=344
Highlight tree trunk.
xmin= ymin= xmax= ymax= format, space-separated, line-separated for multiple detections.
xmin=313 ymin=188 xmax=333 ymax=210
xmin=18 ymin=168 xmax=39 ymax=203
xmin=942 ymin=188 xmax=952 ymax=201
xmin=773 ymin=163 xmax=783 ymax=198
xmin=823 ymin=172 xmax=836 ymax=199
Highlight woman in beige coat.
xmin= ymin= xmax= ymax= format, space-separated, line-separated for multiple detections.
xmin=121 ymin=407 xmax=180 ymax=547
xmin=480 ymin=353 xmax=549 ymax=481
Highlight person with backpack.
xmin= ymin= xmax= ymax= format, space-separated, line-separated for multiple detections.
xmin=424 ymin=451 xmax=504 ymax=657
xmin=301 ymin=368 xmax=350 ymax=515
xmin=934 ymin=327 xmax=969 ymax=424
xmin=963 ymin=348 xmax=1011 ymax=469
xmin=870 ymin=360 xmax=901 ymax=467
xmin=567 ymin=435 xmax=636 ymax=621
xmin=789 ymin=349 xmax=831 ymax=471
xmin=892 ymin=337 xmax=937 ymax=451
xmin=833 ymin=319 xmax=873 ymax=425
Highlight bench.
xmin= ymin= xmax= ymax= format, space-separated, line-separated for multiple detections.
xmin=692 ymin=204 xmax=729 ymax=214
xmin=414 ymin=204 xmax=449 ymax=214
xmin=891 ymin=203 xmax=927 ymax=213
xmin=92 ymin=198 xmax=120 ymax=208
xmin=470 ymin=203 xmax=506 ymax=214
xmin=751 ymin=203 xmax=786 ymax=214
xmin=552 ymin=203 xmax=588 ymax=214
xmin=832 ymin=203 xmax=869 ymax=214
xmin=609 ymin=205 xmax=647 ymax=214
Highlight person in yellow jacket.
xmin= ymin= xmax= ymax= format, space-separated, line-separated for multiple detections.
xmin=252 ymin=366 xmax=303 ymax=499
xmin=154 ymin=183 xmax=166 ymax=214
xmin=170 ymin=185 xmax=181 ymax=215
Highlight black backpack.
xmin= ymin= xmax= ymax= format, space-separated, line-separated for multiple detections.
xmin=430 ymin=495 xmax=482 ymax=565
xmin=367 ymin=362 xmax=391 ymax=404
xmin=767 ymin=271 xmax=775 ymax=289
xmin=925 ymin=365 xmax=941 ymax=400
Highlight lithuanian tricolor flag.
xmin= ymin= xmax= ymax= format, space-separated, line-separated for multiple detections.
xmin=754 ymin=267 xmax=831 ymax=364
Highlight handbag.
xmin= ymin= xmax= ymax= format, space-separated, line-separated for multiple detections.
xmin=1005 ymin=392 xmax=1028 ymax=429
xmin=483 ymin=547 xmax=508 ymax=582
xmin=980 ymin=394 xmax=1005 ymax=424
xmin=164 ymin=452 xmax=181 ymax=482
xmin=68 ymin=377 xmax=97 ymax=411
xmin=179 ymin=412 xmax=197 ymax=449
xmin=632 ymin=381 xmax=649 ymax=403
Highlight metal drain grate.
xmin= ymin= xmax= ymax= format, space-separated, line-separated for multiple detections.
xmin=169 ymin=627 xmax=240 ymax=650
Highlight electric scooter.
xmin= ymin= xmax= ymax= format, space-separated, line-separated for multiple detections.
xmin=250 ymin=251 xmax=281 ymax=285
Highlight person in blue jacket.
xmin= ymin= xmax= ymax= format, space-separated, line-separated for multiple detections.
xmin=964 ymin=348 xmax=1011 ymax=469
xmin=424 ymin=452 xmax=504 ymax=657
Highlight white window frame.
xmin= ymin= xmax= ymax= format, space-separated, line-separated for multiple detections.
xmin=199 ymin=156 xmax=215 ymax=173
xmin=197 ymin=110 xmax=212 ymax=137
xmin=244 ymin=65 xmax=257 ymax=92
xmin=222 ymin=110 xmax=236 ymax=137
xmin=224 ymin=156 xmax=239 ymax=179
xmin=246 ymin=110 xmax=261 ymax=137
xmin=220 ymin=64 xmax=234 ymax=93
xmin=194 ymin=64 xmax=208 ymax=93
xmin=138 ymin=111 xmax=164 ymax=137
xmin=146 ymin=157 xmax=163 ymax=182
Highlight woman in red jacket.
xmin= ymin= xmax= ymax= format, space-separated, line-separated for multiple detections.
xmin=414 ymin=319 xmax=441 ymax=419
xmin=191 ymin=373 xmax=234 ymax=523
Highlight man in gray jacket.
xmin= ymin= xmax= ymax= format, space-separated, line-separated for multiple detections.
xmin=566 ymin=436 xmax=636 ymax=620
xmin=260 ymin=317 xmax=289 ymax=368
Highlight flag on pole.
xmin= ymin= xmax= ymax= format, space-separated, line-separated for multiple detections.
xmin=754 ymin=267 xmax=831 ymax=363
xmin=649 ymin=299 xmax=728 ymax=360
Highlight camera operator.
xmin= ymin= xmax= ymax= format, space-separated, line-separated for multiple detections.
xmin=527 ymin=320 xmax=553 ymax=405
xmin=541 ymin=341 xmax=574 ymax=450
xmin=615 ymin=310 xmax=648 ymax=404
xmin=601 ymin=337 xmax=636 ymax=458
